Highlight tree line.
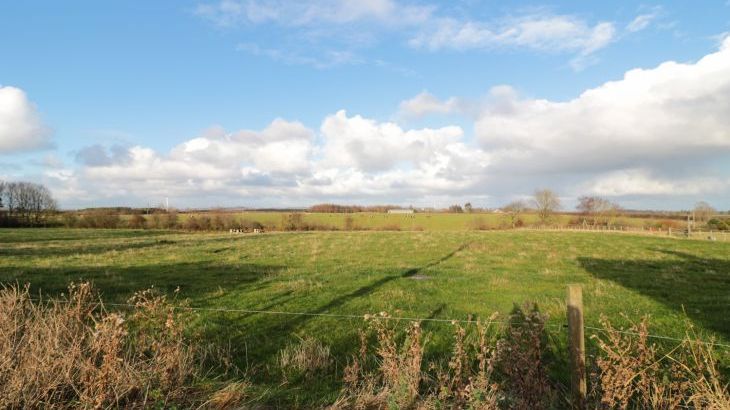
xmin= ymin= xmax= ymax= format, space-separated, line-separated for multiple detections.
xmin=0 ymin=180 xmax=57 ymax=227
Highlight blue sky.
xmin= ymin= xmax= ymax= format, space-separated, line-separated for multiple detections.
xmin=1 ymin=1 xmax=730 ymax=210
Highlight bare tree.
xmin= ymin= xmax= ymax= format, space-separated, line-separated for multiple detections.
xmin=576 ymin=196 xmax=621 ymax=226
xmin=533 ymin=189 xmax=561 ymax=224
xmin=694 ymin=201 xmax=716 ymax=223
xmin=502 ymin=200 xmax=528 ymax=228
xmin=0 ymin=180 xmax=5 ymax=209
xmin=0 ymin=181 xmax=57 ymax=226
xmin=449 ymin=204 xmax=464 ymax=213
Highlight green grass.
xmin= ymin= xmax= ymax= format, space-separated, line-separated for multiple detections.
xmin=127 ymin=210 xmax=661 ymax=231
xmin=2 ymin=228 xmax=729 ymax=406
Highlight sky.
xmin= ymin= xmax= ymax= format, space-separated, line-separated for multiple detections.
xmin=1 ymin=1 xmax=729 ymax=210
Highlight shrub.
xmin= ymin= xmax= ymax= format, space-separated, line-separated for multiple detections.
xmin=61 ymin=212 xmax=78 ymax=228
xmin=707 ymin=218 xmax=729 ymax=231
xmin=163 ymin=211 xmax=179 ymax=229
xmin=127 ymin=214 xmax=146 ymax=229
xmin=184 ymin=215 xmax=200 ymax=230
xmin=79 ymin=211 xmax=121 ymax=229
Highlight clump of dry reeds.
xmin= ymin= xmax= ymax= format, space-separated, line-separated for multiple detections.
xmin=0 ymin=282 xmax=248 ymax=409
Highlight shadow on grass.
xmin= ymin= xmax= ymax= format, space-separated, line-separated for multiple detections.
xmin=0 ymin=229 xmax=172 ymax=243
xmin=0 ymin=261 xmax=283 ymax=303
xmin=197 ymin=242 xmax=472 ymax=372
xmin=0 ymin=239 xmax=183 ymax=257
xmin=578 ymin=248 xmax=730 ymax=339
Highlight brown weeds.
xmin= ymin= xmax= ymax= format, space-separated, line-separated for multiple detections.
xmin=0 ymin=282 xmax=244 ymax=409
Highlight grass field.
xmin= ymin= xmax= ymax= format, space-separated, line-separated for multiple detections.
xmin=2 ymin=228 xmax=729 ymax=406
xmin=174 ymin=211 xmax=660 ymax=231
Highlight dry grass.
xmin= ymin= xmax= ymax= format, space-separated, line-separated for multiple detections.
xmin=278 ymin=335 xmax=332 ymax=381
xmin=0 ymin=282 xmax=247 ymax=409
xmin=1 ymin=277 xmax=729 ymax=408
xmin=590 ymin=315 xmax=730 ymax=409
xmin=335 ymin=312 xmax=504 ymax=409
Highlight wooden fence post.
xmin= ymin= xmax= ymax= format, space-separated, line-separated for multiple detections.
xmin=567 ymin=285 xmax=586 ymax=409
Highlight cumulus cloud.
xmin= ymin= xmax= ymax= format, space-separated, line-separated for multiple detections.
xmin=397 ymin=91 xmax=462 ymax=119
xmin=0 ymin=86 xmax=52 ymax=154
xmin=46 ymin=39 xmax=730 ymax=207
xmin=474 ymin=42 xmax=730 ymax=176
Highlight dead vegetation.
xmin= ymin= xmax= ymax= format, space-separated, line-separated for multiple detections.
xmin=1 ymin=281 xmax=728 ymax=409
xmin=333 ymin=307 xmax=729 ymax=410
xmin=590 ymin=315 xmax=730 ymax=409
xmin=0 ymin=282 xmax=248 ymax=409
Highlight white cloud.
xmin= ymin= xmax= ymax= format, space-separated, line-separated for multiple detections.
xmin=236 ymin=43 xmax=362 ymax=68
xmin=409 ymin=13 xmax=616 ymax=57
xmin=626 ymin=7 xmax=663 ymax=33
xmin=397 ymin=91 xmax=462 ymax=119
xmin=0 ymin=86 xmax=52 ymax=154
xmin=43 ymin=40 xmax=730 ymax=207
xmin=588 ymin=169 xmax=728 ymax=196
xmin=195 ymin=0 xmax=432 ymax=27
xmin=319 ymin=109 xmax=473 ymax=173
xmin=474 ymin=42 xmax=730 ymax=175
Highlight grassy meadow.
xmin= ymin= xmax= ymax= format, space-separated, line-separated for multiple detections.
xmin=174 ymin=210 xmax=660 ymax=231
xmin=2 ymin=228 xmax=730 ymax=405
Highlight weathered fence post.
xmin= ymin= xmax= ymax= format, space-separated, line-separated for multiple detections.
xmin=567 ymin=285 xmax=586 ymax=409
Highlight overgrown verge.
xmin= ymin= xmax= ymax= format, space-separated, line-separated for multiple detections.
xmin=2 ymin=283 xmax=728 ymax=409
xmin=333 ymin=307 xmax=730 ymax=409
xmin=0 ymin=283 xmax=248 ymax=409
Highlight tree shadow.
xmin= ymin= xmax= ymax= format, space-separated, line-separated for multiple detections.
xmin=197 ymin=242 xmax=472 ymax=369
xmin=0 ymin=239 xmax=181 ymax=257
xmin=578 ymin=248 xmax=730 ymax=339
xmin=0 ymin=260 xmax=283 ymax=302
xmin=0 ymin=229 xmax=171 ymax=243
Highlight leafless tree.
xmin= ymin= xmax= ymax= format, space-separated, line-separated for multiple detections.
xmin=0 ymin=180 xmax=5 ymax=208
xmin=0 ymin=181 xmax=57 ymax=226
xmin=502 ymin=200 xmax=528 ymax=228
xmin=533 ymin=189 xmax=561 ymax=224
xmin=576 ymin=196 xmax=621 ymax=226
xmin=694 ymin=201 xmax=716 ymax=223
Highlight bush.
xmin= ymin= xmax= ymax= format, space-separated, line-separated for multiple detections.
xmin=79 ymin=211 xmax=121 ymax=229
xmin=127 ymin=214 xmax=146 ymax=229
xmin=163 ymin=212 xmax=179 ymax=229
xmin=61 ymin=212 xmax=78 ymax=228
xmin=707 ymin=218 xmax=729 ymax=231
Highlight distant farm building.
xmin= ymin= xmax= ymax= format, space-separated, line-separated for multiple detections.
xmin=388 ymin=209 xmax=415 ymax=214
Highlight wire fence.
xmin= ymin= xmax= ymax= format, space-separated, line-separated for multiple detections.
xmin=519 ymin=225 xmax=730 ymax=241
xmin=27 ymin=297 xmax=730 ymax=349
